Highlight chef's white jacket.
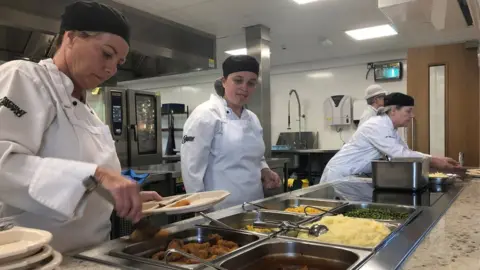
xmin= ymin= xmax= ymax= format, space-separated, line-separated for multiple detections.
xmin=181 ymin=94 xmax=269 ymax=210
xmin=0 ymin=59 xmax=120 ymax=252
xmin=320 ymin=115 xmax=427 ymax=183
xmin=358 ymin=105 xmax=377 ymax=127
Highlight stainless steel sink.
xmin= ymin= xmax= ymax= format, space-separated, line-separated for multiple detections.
xmin=216 ymin=238 xmax=371 ymax=270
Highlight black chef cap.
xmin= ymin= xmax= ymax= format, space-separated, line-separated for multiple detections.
xmin=384 ymin=93 xmax=415 ymax=107
xmin=222 ymin=55 xmax=259 ymax=78
xmin=60 ymin=1 xmax=130 ymax=45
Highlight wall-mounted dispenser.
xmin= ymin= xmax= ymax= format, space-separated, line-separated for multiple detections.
xmin=323 ymin=95 xmax=352 ymax=126
xmin=353 ymin=99 xmax=367 ymax=126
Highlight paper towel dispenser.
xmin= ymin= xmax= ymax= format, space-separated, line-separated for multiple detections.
xmin=353 ymin=99 xmax=368 ymax=126
xmin=324 ymin=95 xmax=352 ymax=126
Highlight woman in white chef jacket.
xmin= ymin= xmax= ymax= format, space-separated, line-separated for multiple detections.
xmin=181 ymin=55 xmax=281 ymax=210
xmin=320 ymin=93 xmax=459 ymax=183
xmin=0 ymin=2 xmax=160 ymax=253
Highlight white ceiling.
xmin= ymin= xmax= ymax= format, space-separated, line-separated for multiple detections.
xmin=113 ymin=0 xmax=480 ymax=66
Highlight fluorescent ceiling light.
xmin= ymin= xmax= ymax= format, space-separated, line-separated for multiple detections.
xmin=225 ymin=48 xmax=247 ymax=55
xmin=345 ymin=24 xmax=398 ymax=41
xmin=293 ymin=0 xmax=320 ymax=4
xmin=307 ymin=71 xmax=333 ymax=79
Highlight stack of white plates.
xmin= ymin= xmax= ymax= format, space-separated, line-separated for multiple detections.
xmin=0 ymin=227 xmax=62 ymax=270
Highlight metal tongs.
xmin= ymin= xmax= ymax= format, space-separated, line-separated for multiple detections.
xmin=164 ymin=249 xmax=227 ymax=270
xmin=198 ymin=212 xmax=234 ymax=230
xmin=253 ymin=220 xmax=328 ymax=237
xmin=242 ymin=202 xmax=268 ymax=211
xmin=303 ymin=205 xmax=339 ymax=216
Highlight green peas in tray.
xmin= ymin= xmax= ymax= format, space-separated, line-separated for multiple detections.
xmin=344 ymin=208 xmax=410 ymax=220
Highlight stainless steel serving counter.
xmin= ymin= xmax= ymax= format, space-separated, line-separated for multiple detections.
xmin=75 ymin=177 xmax=466 ymax=270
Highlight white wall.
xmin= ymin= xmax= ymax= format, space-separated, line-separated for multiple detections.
xmin=120 ymin=50 xmax=407 ymax=151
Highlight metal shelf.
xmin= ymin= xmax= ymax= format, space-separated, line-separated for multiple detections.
xmin=161 ymin=112 xmax=188 ymax=116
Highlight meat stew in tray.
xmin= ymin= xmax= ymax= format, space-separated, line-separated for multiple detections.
xmin=151 ymin=234 xmax=239 ymax=264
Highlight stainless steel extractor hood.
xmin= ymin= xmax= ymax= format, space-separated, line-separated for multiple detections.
xmin=0 ymin=0 xmax=216 ymax=83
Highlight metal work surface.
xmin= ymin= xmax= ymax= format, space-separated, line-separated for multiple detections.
xmin=77 ymin=178 xmax=465 ymax=270
xmin=272 ymin=149 xmax=339 ymax=154
xmin=265 ymin=158 xmax=290 ymax=168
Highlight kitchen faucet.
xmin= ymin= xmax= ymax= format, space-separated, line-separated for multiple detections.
xmin=288 ymin=89 xmax=306 ymax=148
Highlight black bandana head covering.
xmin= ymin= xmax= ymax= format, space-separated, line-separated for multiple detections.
xmin=222 ymin=55 xmax=259 ymax=78
xmin=384 ymin=93 xmax=415 ymax=107
xmin=60 ymin=1 xmax=130 ymax=45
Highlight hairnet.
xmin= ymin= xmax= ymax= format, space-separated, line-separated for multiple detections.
xmin=60 ymin=1 xmax=130 ymax=45
xmin=214 ymin=78 xmax=224 ymax=96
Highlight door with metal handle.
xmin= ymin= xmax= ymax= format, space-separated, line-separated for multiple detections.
xmin=130 ymin=124 xmax=138 ymax=142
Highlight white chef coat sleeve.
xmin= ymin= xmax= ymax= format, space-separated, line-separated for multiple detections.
xmin=358 ymin=113 xmax=369 ymax=127
xmin=261 ymin=156 xmax=269 ymax=170
xmin=249 ymin=111 xmax=269 ymax=169
xmin=361 ymin=123 xmax=425 ymax=159
xmin=397 ymin=132 xmax=430 ymax=158
xmin=0 ymin=68 xmax=97 ymax=222
xmin=181 ymin=107 xmax=216 ymax=193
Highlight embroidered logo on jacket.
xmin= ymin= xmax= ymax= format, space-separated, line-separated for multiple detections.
xmin=182 ymin=135 xmax=195 ymax=144
xmin=0 ymin=97 xmax=27 ymax=117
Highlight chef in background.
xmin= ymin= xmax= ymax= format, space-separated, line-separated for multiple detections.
xmin=320 ymin=93 xmax=459 ymax=183
xmin=358 ymin=84 xmax=388 ymax=126
xmin=0 ymin=1 xmax=160 ymax=252
xmin=181 ymin=55 xmax=281 ymax=210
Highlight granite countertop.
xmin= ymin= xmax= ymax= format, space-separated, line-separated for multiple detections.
xmin=60 ymin=257 xmax=119 ymax=269
xmin=402 ymin=179 xmax=480 ymax=269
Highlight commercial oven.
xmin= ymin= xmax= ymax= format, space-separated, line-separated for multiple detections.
xmin=87 ymin=87 xmax=162 ymax=167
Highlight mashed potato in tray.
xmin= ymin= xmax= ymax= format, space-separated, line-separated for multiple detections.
xmin=297 ymin=215 xmax=391 ymax=248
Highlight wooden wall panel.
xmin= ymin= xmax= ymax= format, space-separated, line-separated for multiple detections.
xmin=407 ymin=43 xmax=479 ymax=166
xmin=406 ymin=47 xmax=432 ymax=154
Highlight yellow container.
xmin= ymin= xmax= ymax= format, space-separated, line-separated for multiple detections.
xmin=301 ymin=179 xmax=310 ymax=188
xmin=287 ymin=178 xmax=295 ymax=188
xmin=287 ymin=178 xmax=310 ymax=189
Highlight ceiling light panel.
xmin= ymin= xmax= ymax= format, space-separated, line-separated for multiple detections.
xmin=345 ymin=24 xmax=398 ymax=41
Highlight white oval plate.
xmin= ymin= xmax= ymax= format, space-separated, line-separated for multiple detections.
xmin=142 ymin=190 xmax=230 ymax=215
xmin=0 ymin=227 xmax=52 ymax=264
xmin=141 ymin=194 xmax=190 ymax=212
xmin=0 ymin=245 xmax=53 ymax=270
xmin=36 ymin=251 xmax=62 ymax=270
